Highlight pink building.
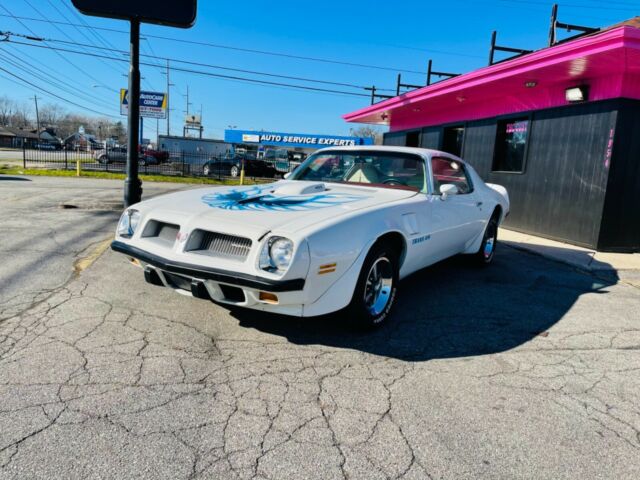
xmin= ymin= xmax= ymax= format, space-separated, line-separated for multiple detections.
xmin=344 ymin=18 xmax=640 ymax=252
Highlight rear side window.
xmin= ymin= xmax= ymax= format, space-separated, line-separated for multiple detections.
xmin=431 ymin=157 xmax=473 ymax=194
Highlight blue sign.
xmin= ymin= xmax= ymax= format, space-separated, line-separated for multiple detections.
xmin=224 ymin=130 xmax=374 ymax=149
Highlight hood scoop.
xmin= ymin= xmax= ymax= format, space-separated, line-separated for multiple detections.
xmin=273 ymin=182 xmax=327 ymax=196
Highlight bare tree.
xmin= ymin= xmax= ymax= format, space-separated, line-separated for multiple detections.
xmin=9 ymin=101 xmax=32 ymax=128
xmin=0 ymin=95 xmax=14 ymax=126
xmin=349 ymin=125 xmax=384 ymax=145
xmin=39 ymin=103 xmax=66 ymax=129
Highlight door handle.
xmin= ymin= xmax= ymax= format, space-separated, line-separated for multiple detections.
xmin=476 ymin=201 xmax=483 ymax=207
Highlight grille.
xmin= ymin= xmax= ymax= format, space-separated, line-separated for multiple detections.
xmin=185 ymin=230 xmax=252 ymax=261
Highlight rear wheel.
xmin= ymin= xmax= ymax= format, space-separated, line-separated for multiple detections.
xmin=97 ymin=155 xmax=108 ymax=164
xmin=474 ymin=212 xmax=499 ymax=265
xmin=203 ymin=165 xmax=211 ymax=176
xmin=230 ymin=165 xmax=240 ymax=177
xmin=346 ymin=241 xmax=399 ymax=329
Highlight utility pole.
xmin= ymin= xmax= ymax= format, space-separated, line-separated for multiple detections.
xmin=125 ymin=19 xmax=142 ymax=207
xmin=199 ymin=104 xmax=204 ymax=139
xmin=33 ymin=95 xmax=40 ymax=138
xmin=165 ymin=59 xmax=173 ymax=136
xmin=184 ymin=85 xmax=191 ymax=115
xmin=183 ymin=85 xmax=191 ymax=137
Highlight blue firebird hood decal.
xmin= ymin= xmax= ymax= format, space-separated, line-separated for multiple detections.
xmin=201 ymin=185 xmax=365 ymax=211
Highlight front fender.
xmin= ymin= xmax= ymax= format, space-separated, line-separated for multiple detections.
xmin=302 ymin=237 xmax=376 ymax=317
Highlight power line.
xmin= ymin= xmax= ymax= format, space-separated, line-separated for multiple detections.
xmin=0 ymin=63 xmax=120 ymax=118
xmin=0 ymin=41 xmax=119 ymax=110
xmin=5 ymin=31 xmax=392 ymax=91
xmin=496 ymin=0 xmax=639 ymax=12
xmin=0 ymin=48 xmax=120 ymax=112
xmin=0 ymin=3 xmax=118 ymax=93
xmin=6 ymin=38 xmax=372 ymax=98
xmin=38 ymin=0 xmax=125 ymax=78
xmin=0 ymin=13 xmax=429 ymax=75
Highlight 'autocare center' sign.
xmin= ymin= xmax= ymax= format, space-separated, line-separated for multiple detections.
xmin=224 ymin=130 xmax=374 ymax=148
xmin=120 ymin=89 xmax=167 ymax=119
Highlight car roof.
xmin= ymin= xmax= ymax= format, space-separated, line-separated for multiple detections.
xmin=313 ymin=145 xmax=466 ymax=163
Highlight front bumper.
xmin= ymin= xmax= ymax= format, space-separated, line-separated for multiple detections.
xmin=111 ymin=241 xmax=305 ymax=292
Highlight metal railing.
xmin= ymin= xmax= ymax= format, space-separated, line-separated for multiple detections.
xmin=22 ymin=145 xmax=294 ymax=182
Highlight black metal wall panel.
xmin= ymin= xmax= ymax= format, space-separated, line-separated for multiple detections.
xmin=420 ymin=127 xmax=441 ymax=149
xmin=478 ymin=102 xmax=616 ymax=248
xmin=385 ymin=100 xmax=624 ymax=249
xmin=382 ymin=131 xmax=407 ymax=146
xmin=598 ymin=99 xmax=640 ymax=251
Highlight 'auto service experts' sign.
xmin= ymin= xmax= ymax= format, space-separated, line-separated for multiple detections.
xmin=226 ymin=129 xmax=374 ymax=148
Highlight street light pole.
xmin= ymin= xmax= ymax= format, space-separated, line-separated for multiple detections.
xmin=125 ymin=18 xmax=142 ymax=207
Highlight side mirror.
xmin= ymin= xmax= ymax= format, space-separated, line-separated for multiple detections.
xmin=439 ymin=184 xmax=458 ymax=200
xmin=283 ymin=172 xmax=292 ymax=179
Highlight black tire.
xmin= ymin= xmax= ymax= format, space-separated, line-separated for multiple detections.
xmin=346 ymin=241 xmax=399 ymax=330
xmin=230 ymin=165 xmax=240 ymax=177
xmin=98 ymin=155 xmax=108 ymax=165
xmin=203 ymin=165 xmax=211 ymax=176
xmin=473 ymin=211 xmax=499 ymax=265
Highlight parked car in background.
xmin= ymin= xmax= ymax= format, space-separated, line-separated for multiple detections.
xmin=94 ymin=147 xmax=157 ymax=166
xmin=141 ymin=146 xmax=170 ymax=163
xmin=111 ymin=146 xmax=509 ymax=329
xmin=202 ymin=153 xmax=276 ymax=177
xmin=263 ymin=149 xmax=292 ymax=177
xmin=35 ymin=142 xmax=56 ymax=150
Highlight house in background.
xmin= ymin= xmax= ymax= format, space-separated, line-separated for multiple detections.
xmin=0 ymin=127 xmax=39 ymax=148
xmin=0 ymin=126 xmax=16 ymax=148
xmin=63 ymin=132 xmax=101 ymax=151
xmin=0 ymin=126 xmax=62 ymax=148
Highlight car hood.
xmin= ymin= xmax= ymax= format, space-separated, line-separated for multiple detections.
xmin=138 ymin=180 xmax=418 ymax=238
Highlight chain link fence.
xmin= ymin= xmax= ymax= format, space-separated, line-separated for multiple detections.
xmin=21 ymin=145 xmax=292 ymax=182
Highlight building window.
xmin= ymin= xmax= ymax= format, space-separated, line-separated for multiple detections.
xmin=405 ymin=131 xmax=420 ymax=147
xmin=442 ymin=125 xmax=465 ymax=157
xmin=492 ymin=118 xmax=529 ymax=172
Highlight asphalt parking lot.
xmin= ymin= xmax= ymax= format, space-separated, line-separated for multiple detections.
xmin=1 ymin=176 xmax=639 ymax=479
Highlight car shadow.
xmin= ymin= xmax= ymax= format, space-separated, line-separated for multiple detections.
xmin=229 ymin=245 xmax=618 ymax=361
xmin=0 ymin=176 xmax=31 ymax=181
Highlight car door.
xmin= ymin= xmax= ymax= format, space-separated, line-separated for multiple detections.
xmin=429 ymin=156 xmax=484 ymax=253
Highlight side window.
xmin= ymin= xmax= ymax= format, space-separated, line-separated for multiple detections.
xmin=431 ymin=157 xmax=473 ymax=195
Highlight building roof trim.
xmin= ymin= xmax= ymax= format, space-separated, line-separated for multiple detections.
xmin=344 ymin=25 xmax=640 ymax=124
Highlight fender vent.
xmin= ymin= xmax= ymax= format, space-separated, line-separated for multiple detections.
xmin=185 ymin=230 xmax=252 ymax=261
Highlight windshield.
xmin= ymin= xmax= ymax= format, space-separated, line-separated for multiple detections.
xmin=290 ymin=150 xmax=426 ymax=191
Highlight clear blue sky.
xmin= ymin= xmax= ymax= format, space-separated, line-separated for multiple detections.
xmin=0 ymin=0 xmax=637 ymax=141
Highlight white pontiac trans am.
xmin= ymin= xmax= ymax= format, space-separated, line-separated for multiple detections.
xmin=111 ymin=146 xmax=509 ymax=328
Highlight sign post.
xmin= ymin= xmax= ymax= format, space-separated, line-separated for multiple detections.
xmin=70 ymin=0 xmax=197 ymax=207
xmin=125 ymin=18 xmax=142 ymax=206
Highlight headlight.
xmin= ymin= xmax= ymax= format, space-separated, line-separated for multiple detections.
xmin=259 ymin=236 xmax=294 ymax=273
xmin=117 ymin=209 xmax=141 ymax=238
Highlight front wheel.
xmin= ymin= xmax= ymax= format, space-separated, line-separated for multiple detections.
xmin=203 ymin=165 xmax=211 ymax=176
xmin=346 ymin=241 xmax=399 ymax=329
xmin=230 ymin=165 xmax=240 ymax=177
xmin=473 ymin=213 xmax=499 ymax=265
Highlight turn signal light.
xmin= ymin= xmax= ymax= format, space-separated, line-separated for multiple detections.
xmin=259 ymin=292 xmax=279 ymax=304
